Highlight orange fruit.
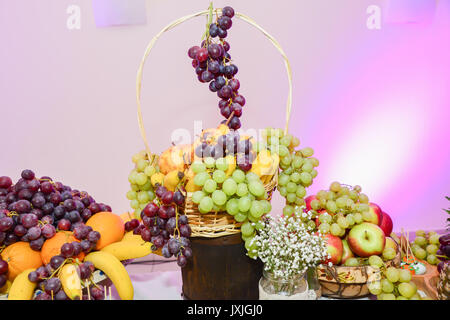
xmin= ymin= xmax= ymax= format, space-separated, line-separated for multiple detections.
xmin=1 ymin=242 xmax=43 ymax=281
xmin=40 ymin=231 xmax=84 ymax=265
xmin=86 ymin=212 xmax=125 ymax=250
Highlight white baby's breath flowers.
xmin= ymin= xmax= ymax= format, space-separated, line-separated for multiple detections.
xmin=248 ymin=208 xmax=328 ymax=281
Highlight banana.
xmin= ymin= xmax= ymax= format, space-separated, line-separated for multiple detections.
xmin=8 ymin=269 xmax=37 ymax=300
xmin=224 ymin=155 xmax=236 ymax=177
xmin=150 ymin=172 xmax=165 ymax=187
xmin=60 ymin=264 xmax=82 ymax=300
xmin=185 ymin=168 xmax=201 ymax=192
xmin=0 ymin=279 xmax=12 ymax=295
xmin=101 ymin=239 xmax=152 ymax=261
xmin=163 ymin=170 xmax=183 ymax=191
xmin=123 ymin=231 xmax=140 ymax=242
xmin=84 ymin=251 xmax=133 ymax=300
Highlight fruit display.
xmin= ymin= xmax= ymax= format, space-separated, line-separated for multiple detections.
xmin=0 ymin=170 xmax=148 ymax=300
xmin=436 ymin=197 xmax=449 ymax=300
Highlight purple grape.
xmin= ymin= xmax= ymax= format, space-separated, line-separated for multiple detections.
xmin=44 ymin=277 xmax=61 ymax=294
xmin=182 ymin=247 xmax=193 ymax=259
xmin=79 ymin=263 xmax=92 ymax=279
xmin=222 ymin=6 xmax=235 ymax=18
xmin=50 ymin=255 xmax=65 ymax=269
xmin=28 ymin=271 xmax=40 ymax=283
xmin=168 ymin=238 xmax=181 ymax=255
xmin=217 ymin=27 xmax=227 ymax=39
xmin=166 ymin=217 xmax=176 ymax=234
xmin=41 ymin=202 xmax=54 ymax=215
xmin=90 ymin=286 xmax=104 ymax=300
xmin=40 ymin=181 xmax=54 ymax=194
xmin=179 ymin=224 xmax=192 ymax=238
xmin=80 ymin=239 xmax=93 ymax=253
xmin=57 ymin=219 xmax=71 ymax=231
xmin=41 ymin=224 xmax=56 ymax=239
xmin=87 ymin=231 xmax=100 ymax=243
xmin=178 ymin=215 xmax=188 ymax=226
xmin=162 ymin=244 xmax=172 ymax=258
xmin=0 ymin=217 xmax=14 ymax=232
xmin=218 ymin=16 xmax=232 ymax=30
xmin=55 ymin=290 xmax=69 ymax=300
xmin=17 ymin=189 xmax=33 ymax=201
xmin=27 ymin=179 xmax=40 ymax=193
xmin=152 ymin=235 xmax=164 ymax=248
xmin=21 ymin=169 xmax=35 ymax=180
xmin=4 ymin=233 xmax=18 ymax=246
xmin=29 ymin=237 xmax=45 ymax=251
xmin=173 ymin=191 xmax=185 ymax=206
xmin=61 ymin=243 xmax=75 ymax=258
xmin=177 ymin=254 xmax=187 ymax=267
xmin=179 ymin=237 xmax=190 ymax=248
xmin=31 ymin=195 xmax=46 ymax=208
xmin=229 ymin=116 xmax=241 ymax=130
xmin=16 ymin=200 xmax=31 ymax=213
xmin=0 ymin=177 xmax=12 ymax=189
xmin=88 ymin=203 xmax=100 ymax=214
xmin=14 ymin=224 xmax=27 ymax=237
xmin=209 ymin=23 xmax=219 ymax=37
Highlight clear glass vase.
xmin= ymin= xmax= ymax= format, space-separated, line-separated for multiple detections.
xmin=259 ymin=270 xmax=313 ymax=300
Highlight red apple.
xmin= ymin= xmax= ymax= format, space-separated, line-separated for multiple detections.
xmin=363 ymin=202 xmax=383 ymax=226
xmin=341 ymin=239 xmax=354 ymax=264
xmin=305 ymin=195 xmax=317 ymax=211
xmin=379 ymin=211 xmax=393 ymax=236
xmin=323 ymin=233 xmax=343 ymax=265
xmin=348 ymin=222 xmax=386 ymax=257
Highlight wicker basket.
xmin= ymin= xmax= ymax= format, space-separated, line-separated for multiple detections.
xmin=317 ymin=249 xmax=402 ymax=299
xmin=135 ymin=8 xmax=291 ymax=238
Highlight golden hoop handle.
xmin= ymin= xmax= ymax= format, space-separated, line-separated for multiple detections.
xmin=136 ymin=9 xmax=293 ymax=159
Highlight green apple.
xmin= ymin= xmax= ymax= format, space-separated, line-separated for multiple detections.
xmin=348 ymin=222 xmax=386 ymax=257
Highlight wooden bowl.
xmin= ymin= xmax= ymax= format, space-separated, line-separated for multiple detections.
xmin=317 ymin=250 xmax=401 ymax=299
xmin=410 ymin=261 xmax=439 ymax=300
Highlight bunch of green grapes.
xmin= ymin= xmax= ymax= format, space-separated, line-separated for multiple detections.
xmin=312 ymin=182 xmax=371 ymax=236
xmin=190 ymin=156 xmax=271 ymax=257
xmin=411 ymin=230 xmax=441 ymax=265
xmin=126 ymin=150 xmax=157 ymax=219
xmin=259 ymin=127 xmax=319 ymax=217
xmin=367 ymin=255 xmax=431 ymax=300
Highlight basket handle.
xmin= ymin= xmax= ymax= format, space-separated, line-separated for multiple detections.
xmin=136 ymin=9 xmax=293 ymax=159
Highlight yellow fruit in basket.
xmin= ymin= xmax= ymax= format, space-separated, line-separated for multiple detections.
xmin=151 ymin=172 xmax=165 ymax=186
xmin=163 ymin=170 xmax=183 ymax=191
xmin=185 ymin=168 xmax=201 ymax=192
xmin=101 ymin=238 xmax=153 ymax=261
xmin=86 ymin=212 xmax=125 ymax=250
xmin=158 ymin=144 xmax=193 ymax=175
xmin=120 ymin=212 xmax=135 ymax=223
xmin=0 ymin=279 xmax=12 ymax=295
xmin=1 ymin=241 xmax=43 ymax=281
xmin=7 ymin=269 xmax=37 ymax=300
xmin=84 ymin=251 xmax=134 ymax=300
xmin=224 ymin=155 xmax=236 ymax=177
xmin=60 ymin=264 xmax=82 ymax=300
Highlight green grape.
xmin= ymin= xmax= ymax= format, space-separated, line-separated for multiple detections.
xmin=286 ymin=193 xmax=296 ymax=203
xmin=382 ymin=293 xmax=396 ymax=300
xmin=212 ymin=170 xmax=226 ymax=184
xmin=279 ymin=162 xmax=290 ymax=171
xmin=192 ymin=191 xmax=205 ymax=204
xmin=204 ymin=157 xmax=215 ymax=168
xmin=329 ymin=181 xmax=341 ymax=193
xmin=306 ymin=220 xmax=316 ymax=231
xmin=144 ymin=165 xmax=156 ymax=177
xmin=283 ymin=205 xmax=294 ymax=217
xmin=330 ymin=223 xmax=342 ymax=236
xmin=139 ymin=203 xmax=147 ymax=211
xmin=241 ymin=221 xmax=255 ymax=237
xmin=318 ymin=223 xmax=330 ymax=234
xmin=212 ymin=190 xmax=227 ymax=206
xmin=128 ymin=170 xmax=138 ymax=184
xmin=199 ymin=196 xmax=213 ymax=213
xmin=427 ymin=254 xmax=438 ymax=265
xmin=415 ymin=230 xmax=426 ymax=237
xmin=429 ymin=233 xmax=440 ymax=245
xmin=336 ymin=197 xmax=347 ymax=209
xmin=141 ymin=180 xmax=153 ymax=191
xmin=338 ymin=228 xmax=346 ymax=237
xmin=236 ymin=183 xmax=248 ymax=197
xmin=260 ymin=200 xmax=272 ymax=214
xmin=194 ymin=172 xmax=210 ymax=187
xmin=309 ymin=157 xmax=319 ymax=167
xmin=358 ymin=193 xmax=369 ymax=204
xmin=381 ymin=279 xmax=394 ymax=293
xmin=130 ymin=184 xmax=139 ymax=192
xmin=299 ymin=172 xmax=312 ymax=186
xmin=248 ymin=181 xmax=265 ymax=197
xmin=362 ymin=211 xmax=373 ymax=222
xmin=245 ymin=237 xmax=255 ymax=251
xmin=310 ymin=199 xmax=321 ymax=210
xmin=136 ymin=159 xmax=149 ymax=172
xmin=368 ymin=255 xmax=384 ymax=268
xmin=290 ymin=172 xmax=301 ymax=184
xmin=310 ymin=170 xmax=318 ymax=179
xmin=137 ymin=191 xmax=150 ymax=203
xmin=203 ymin=179 xmax=217 ymax=193
xmin=280 ymin=154 xmax=292 ymax=166
xmin=130 ymin=200 xmax=140 ymax=210
xmin=321 ymin=213 xmax=333 ymax=224
xmin=358 ymin=203 xmax=370 ymax=212
xmin=386 ymin=267 xmax=399 ymax=283
xmin=426 ymin=244 xmax=438 ymax=255
xmin=219 ymin=178 xmax=236 ymax=196
xmin=354 ymin=212 xmax=363 ymax=224
xmin=382 ymin=248 xmax=396 ymax=260
xmin=286 ymin=182 xmax=297 ymax=193
xmin=291 ymin=137 xmax=300 ymax=147
xmin=345 ymin=214 xmax=355 ymax=226
xmin=397 ymin=282 xmax=415 ymax=299
xmin=246 ymin=172 xmax=260 ymax=182
xmin=192 ymin=161 xmax=206 ymax=173
xmin=295 ymin=197 xmax=306 ymax=207
xmin=254 ymin=221 xmax=265 ymax=230
xmin=279 ymin=186 xmax=287 ymax=197
xmin=278 ymin=173 xmax=290 ymax=186
xmin=337 ymin=216 xmax=349 ymax=229
xmin=414 ymin=236 xmax=427 ymax=247
xmin=280 ymin=135 xmax=292 ymax=147
xmin=344 ymin=257 xmax=359 ymax=267
xmin=234 ymin=212 xmax=248 ymax=222
xmin=326 ymin=200 xmax=338 ymax=214
xmin=278 ymin=145 xmax=289 ymax=157
xmin=215 ymin=158 xmax=229 ymax=171
xmin=367 ymin=282 xmax=382 ymax=295
xmin=135 ymin=173 xmax=148 ymax=185
xmin=412 ymin=247 xmax=426 ymax=260
xmin=396 ymin=296 xmax=408 ymax=300
xmin=126 ymin=190 xmax=137 ymax=200
xmin=232 ymin=169 xmax=246 ymax=183
xmin=225 ymin=198 xmax=239 ymax=216
xmin=132 ymin=152 xmax=145 ymax=163
xmin=148 ymin=190 xmax=156 ymax=201
xmin=249 ymin=201 xmax=264 ymax=219
xmin=300 ymin=147 xmax=314 ymax=157
xmin=238 ymin=197 xmax=252 ymax=212
xmin=348 ymin=190 xmax=359 ymax=201
xmin=398 ymin=269 xmax=412 ymax=283
xmin=283 ymin=167 xmax=293 ymax=175
xmin=292 ymin=156 xmax=303 ymax=169
xmin=409 ymin=293 xmax=421 ymax=300
xmin=302 ymin=162 xmax=313 ymax=173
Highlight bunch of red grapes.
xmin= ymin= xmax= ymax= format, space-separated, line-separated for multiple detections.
xmin=127 ymin=185 xmax=192 ymax=268
xmin=0 ymin=169 xmax=112 ymax=294
xmin=438 ymin=233 xmax=450 ymax=273
xmin=187 ymin=6 xmax=245 ymax=130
